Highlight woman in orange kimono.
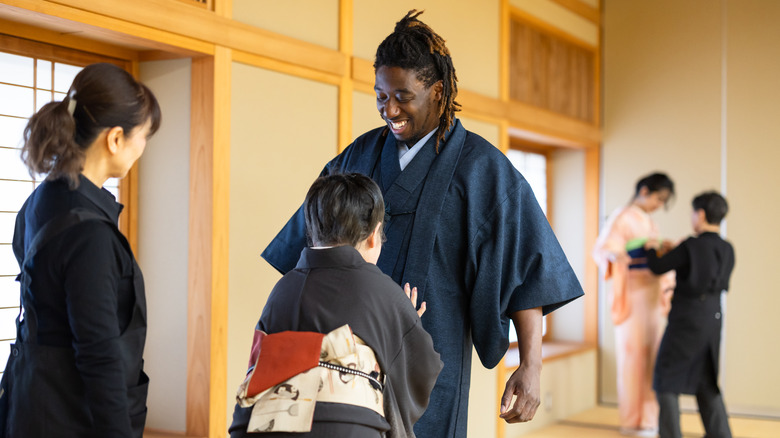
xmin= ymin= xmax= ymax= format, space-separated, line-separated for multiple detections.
xmin=594 ymin=173 xmax=675 ymax=437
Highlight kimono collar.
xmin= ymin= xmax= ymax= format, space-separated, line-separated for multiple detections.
xmin=295 ymin=246 xmax=369 ymax=270
xmin=398 ymin=119 xmax=466 ymax=289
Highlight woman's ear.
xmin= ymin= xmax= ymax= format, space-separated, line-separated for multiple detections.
xmin=105 ymin=126 xmax=124 ymax=155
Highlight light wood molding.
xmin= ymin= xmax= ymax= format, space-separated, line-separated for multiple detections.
xmin=232 ymin=50 xmax=342 ymax=86
xmin=499 ymin=119 xmax=510 ymax=154
xmin=506 ymin=100 xmax=600 ymax=148
xmin=187 ymin=55 xmax=214 ymax=438
xmin=504 ymin=342 xmax=596 ymax=367
xmin=0 ymin=31 xmax=131 ymax=68
xmin=0 ymin=17 xmax=138 ymax=61
xmin=0 ymin=1 xmax=215 ymax=56
xmin=186 ymin=48 xmax=232 ymax=437
xmin=593 ymin=16 xmax=602 ymax=128
xmin=214 ymin=0 xmax=230 ymax=18
xmin=457 ymin=107 xmax=504 ymax=128
xmin=352 ymin=80 xmax=374 ymax=95
xmin=185 ymin=49 xmax=231 ymax=438
xmin=124 ymin=154 xmax=140 ymax=254
xmin=510 ymin=5 xmax=596 ymax=50
xmin=351 ymin=56 xmax=373 ymax=88
xmin=458 ymin=89 xmax=507 ymax=121
xmin=548 ymin=0 xmax=600 ymax=25
xmin=496 ymin=358 xmax=507 ymax=438
xmin=583 ymin=145 xmax=599 ymax=345
xmin=337 ymin=0 xmax=353 ymax=152
xmin=42 ymin=0 xmax=345 ymax=76
xmin=144 ymin=428 xmax=198 ymax=438
xmin=173 ymin=0 xmax=208 ymax=10
xmin=208 ymin=45 xmax=231 ymax=438
xmin=500 ymin=0 xmax=510 ymax=102
xmin=338 ymin=79 xmax=354 ymax=151
xmin=546 ymin=149 xmax=555 ymax=240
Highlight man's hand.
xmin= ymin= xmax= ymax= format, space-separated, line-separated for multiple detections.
xmin=500 ymin=307 xmax=543 ymax=423
xmin=404 ymin=283 xmax=426 ymax=317
xmin=499 ymin=361 xmax=541 ymax=423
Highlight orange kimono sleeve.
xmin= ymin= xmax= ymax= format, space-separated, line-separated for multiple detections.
xmin=605 ymin=259 xmax=630 ymax=325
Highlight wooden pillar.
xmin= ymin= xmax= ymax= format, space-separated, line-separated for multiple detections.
xmin=583 ymin=145 xmax=600 ymax=346
xmin=187 ymin=45 xmax=231 ymax=438
xmin=338 ymin=0 xmax=354 ymax=151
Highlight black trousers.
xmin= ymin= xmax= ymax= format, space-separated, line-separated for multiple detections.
xmin=657 ymin=360 xmax=732 ymax=438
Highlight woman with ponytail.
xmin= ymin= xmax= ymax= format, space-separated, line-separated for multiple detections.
xmin=1 ymin=62 xmax=160 ymax=438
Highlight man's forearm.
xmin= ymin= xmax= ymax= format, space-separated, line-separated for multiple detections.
xmin=511 ymin=307 xmax=543 ymax=366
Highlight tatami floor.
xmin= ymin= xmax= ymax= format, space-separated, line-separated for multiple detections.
xmin=523 ymin=405 xmax=780 ymax=438
xmin=145 ymin=405 xmax=780 ymax=438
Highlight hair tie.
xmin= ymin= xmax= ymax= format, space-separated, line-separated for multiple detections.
xmin=67 ymin=90 xmax=77 ymax=116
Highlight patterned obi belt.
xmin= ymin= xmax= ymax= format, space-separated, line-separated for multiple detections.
xmin=236 ymin=324 xmax=384 ymax=433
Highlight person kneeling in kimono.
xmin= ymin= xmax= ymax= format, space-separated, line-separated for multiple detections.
xmin=229 ymin=173 xmax=443 ymax=438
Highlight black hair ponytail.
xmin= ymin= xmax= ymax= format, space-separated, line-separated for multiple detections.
xmin=22 ymin=94 xmax=84 ymax=188
xmin=20 ymin=63 xmax=161 ymax=188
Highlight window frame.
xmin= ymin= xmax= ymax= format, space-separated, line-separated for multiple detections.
xmin=0 ymin=33 xmax=138 ymax=247
xmin=506 ymin=139 xmax=555 ymax=344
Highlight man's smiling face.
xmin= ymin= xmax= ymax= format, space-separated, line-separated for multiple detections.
xmin=375 ymin=65 xmax=443 ymax=147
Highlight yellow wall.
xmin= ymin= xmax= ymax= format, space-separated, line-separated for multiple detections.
xmin=232 ymin=0 xmax=339 ymax=50
xmin=353 ymin=1 xmax=501 ymax=98
xmin=228 ymin=62 xmax=338 ymax=423
xmin=352 ymin=90 xmax=380 ymax=139
xmin=602 ymin=0 xmax=780 ymax=415
xmin=723 ymin=0 xmax=780 ymax=415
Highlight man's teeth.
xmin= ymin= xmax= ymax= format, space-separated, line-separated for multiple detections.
xmin=391 ymin=120 xmax=407 ymax=130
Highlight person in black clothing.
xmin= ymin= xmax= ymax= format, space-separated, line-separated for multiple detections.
xmin=645 ymin=191 xmax=735 ymax=438
xmin=230 ymin=173 xmax=442 ymax=438
xmin=1 ymin=63 xmax=161 ymax=438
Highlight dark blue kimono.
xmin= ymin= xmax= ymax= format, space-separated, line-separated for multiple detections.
xmin=262 ymin=119 xmax=584 ymax=438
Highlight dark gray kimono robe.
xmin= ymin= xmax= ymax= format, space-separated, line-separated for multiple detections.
xmin=262 ymin=120 xmax=584 ymax=438
xmin=230 ymin=246 xmax=442 ymax=438
xmin=647 ymin=232 xmax=735 ymax=394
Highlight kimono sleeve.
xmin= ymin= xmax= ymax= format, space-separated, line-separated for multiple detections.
xmin=468 ymin=179 xmax=583 ymax=368
xmin=382 ymin=318 xmax=442 ymax=438
xmin=260 ymin=204 xmax=309 ymax=274
xmin=593 ymin=207 xmax=631 ymax=272
xmin=261 ymin=164 xmax=332 ymax=274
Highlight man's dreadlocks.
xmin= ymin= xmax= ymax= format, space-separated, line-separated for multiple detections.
xmin=374 ymin=10 xmax=461 ymax=152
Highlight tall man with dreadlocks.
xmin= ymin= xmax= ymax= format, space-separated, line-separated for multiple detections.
xmin=259 ymin=10 xmax=583 ymax=438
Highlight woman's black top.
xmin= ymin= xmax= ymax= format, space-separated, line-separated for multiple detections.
xmin=7 ymin=175 xmax=147 ymax=438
